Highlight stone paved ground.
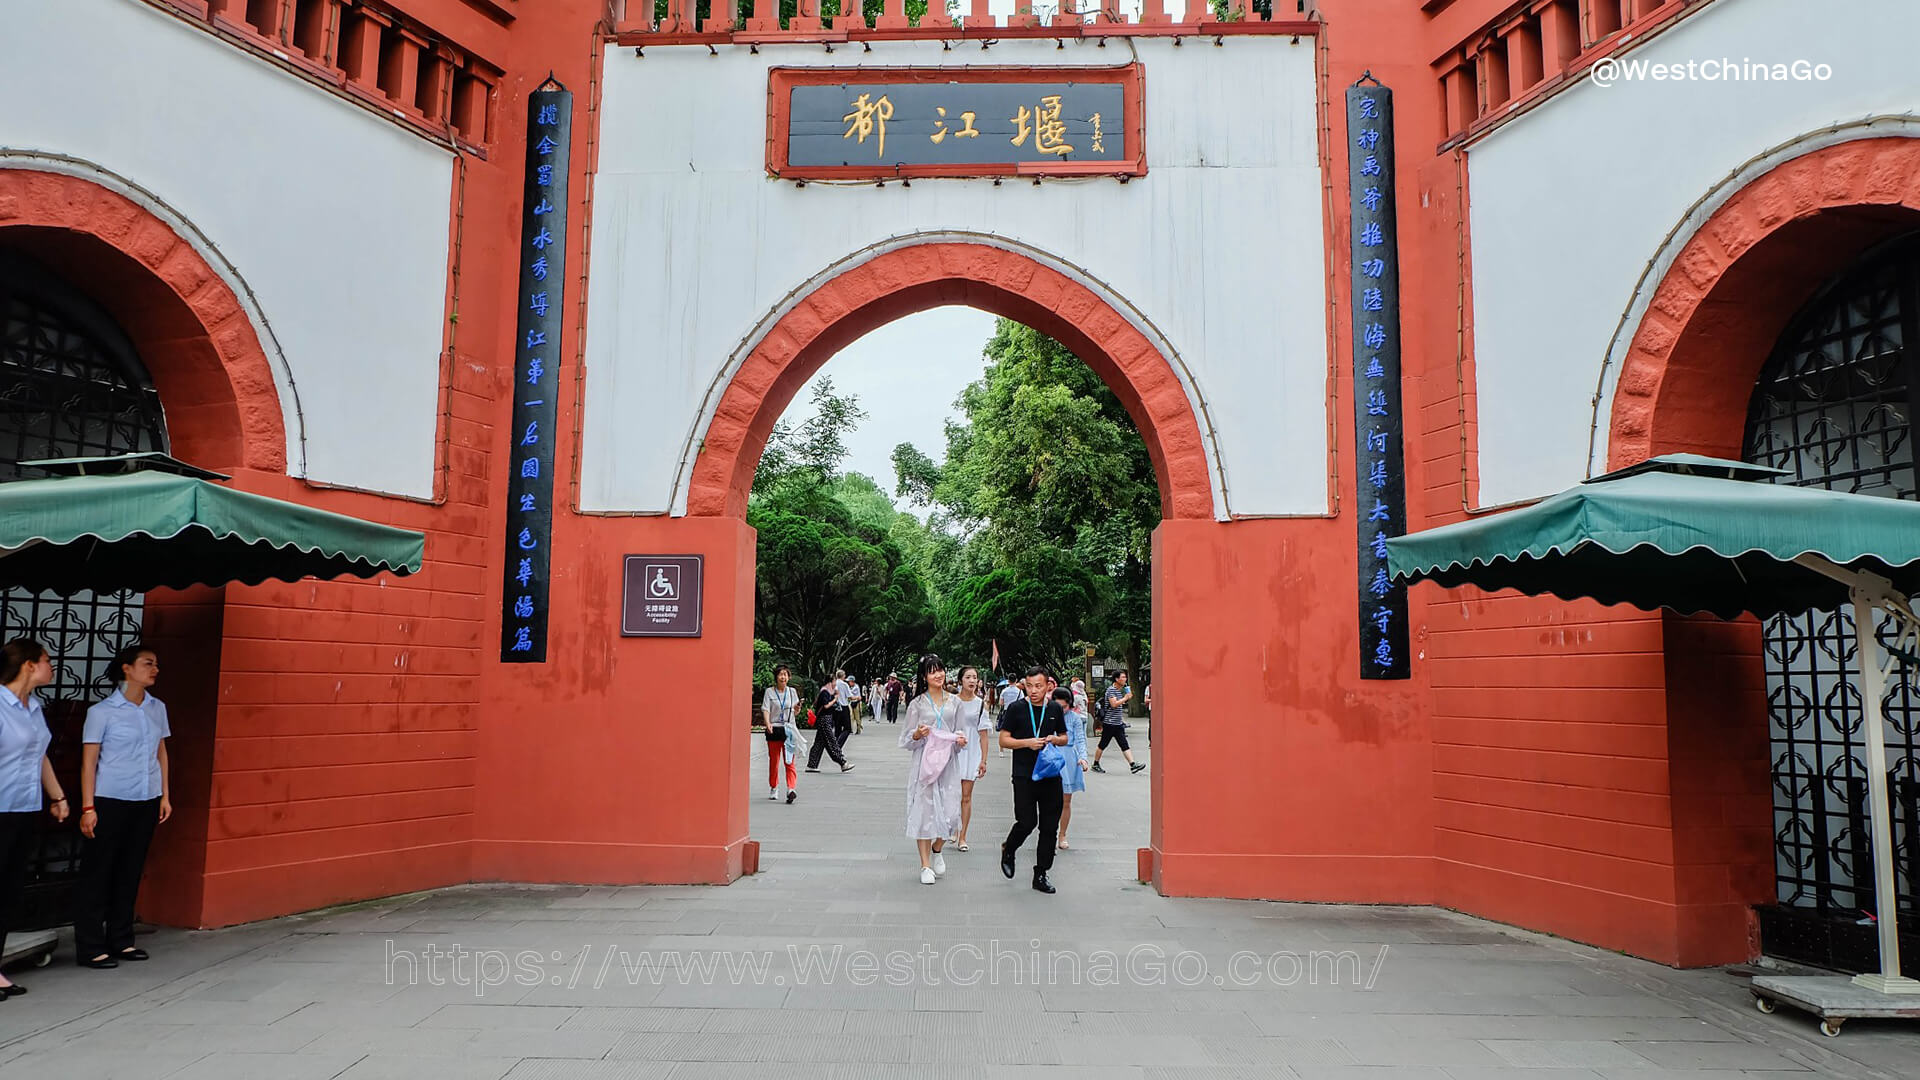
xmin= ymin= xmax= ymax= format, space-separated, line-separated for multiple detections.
xmin=1 ymin=720 xmax=1916 ymax=1078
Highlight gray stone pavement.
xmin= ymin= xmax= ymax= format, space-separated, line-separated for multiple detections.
xmin=1 ymin=719 xmax=1916 ymax=1078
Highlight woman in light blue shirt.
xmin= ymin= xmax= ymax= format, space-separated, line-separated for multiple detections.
xmin=74 ymin=644 xmax=171 ymax=969
xmin=0 ymin=638 xmax=71 ymax=998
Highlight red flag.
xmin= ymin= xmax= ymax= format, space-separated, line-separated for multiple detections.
xmin=990 ymin=639 xmax=1000 ymax=672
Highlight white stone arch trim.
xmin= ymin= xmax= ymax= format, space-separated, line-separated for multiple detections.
xmin=665 ymin=228 xmax=1232 ymax=521
xmin=1 ymin=149 xmax=308 ymax=478
xmin=1584 ymin=117 xmax=1920 ymax=478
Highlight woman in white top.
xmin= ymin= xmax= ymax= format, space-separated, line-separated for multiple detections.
xmin=0 ymin=639 xmax=71 ymax=997
xmin=949 ymin=666 xmax=994 ymax=852
xmin=76 ymin=644 xmax=171 ymax=968
xmin=900 ymin=654 xmax=967 ymax=884
xmin=761 ymin=666 xmax=801 ymax=803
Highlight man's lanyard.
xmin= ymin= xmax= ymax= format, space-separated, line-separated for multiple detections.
xmin=1028 ymin=699 xmax=1046 ymax=740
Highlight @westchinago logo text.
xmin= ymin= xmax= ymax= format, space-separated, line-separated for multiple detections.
xmin=1591 ymin=56 xmax=1833 ymax=88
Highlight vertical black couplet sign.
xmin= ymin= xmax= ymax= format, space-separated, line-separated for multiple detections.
xmin=499 ymin=81 xmax=571 ymax=664
xmin=1346 ymin=81 xmax=1411 ymax=681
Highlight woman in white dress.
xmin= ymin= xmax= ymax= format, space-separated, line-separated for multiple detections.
xmin=949 ymin=666 xmax=994 ymax=852
xmin=900 ymin=654 xmax=967 ymax=884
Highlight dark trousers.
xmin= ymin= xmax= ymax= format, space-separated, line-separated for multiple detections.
xmin=1003 ymin=774 xmax=1063 ymax=873
xmin=0 ymin=811 xmax=37 ymax=954
xmin=807 ymin=717 xmax=847 ymax=768
xmin=74 ymin=796 xmax=160 ymax=957
xmin=886 ymin=697 xmax=900 ymax=723
xmin=1097 ymin=725 xmax=1130 ymax=752
xmin=835 ymin=706 xmax=853 ymax=742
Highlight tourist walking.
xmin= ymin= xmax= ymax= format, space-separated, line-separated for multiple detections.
xmin=1091 ymin=670 xmax=1144 ymax=774
xmin=847 ymin=674 xmax=864 ymax=735
xmin=0 ymin=639 xmax=70 ymax=995
xmin=762 ymin=666 xmax=801 ymax=802
xmin=831 ymin=670 xmax=854 ymax=743
xmin=885 ymin=674 xmax=903 ymax=724
xmin=1055 ymin=687 xmax=1089 ymax=851
xmin=950 ymin=666 xmax=994 ymax=851
xmin=997 ymin=677 xmax=1020 ymax=756
xmin=999 ymin=676 xmax=1022 ymax=710
xmin=901 ymin=655 xmax=967 ymax=884
xmin=806 ymin=677 xmax=852 ymax=772
xmin=75 ymin=644 xmax=171 ymax=968
xmin=997 ymin=667 xmax=1068 ymax=894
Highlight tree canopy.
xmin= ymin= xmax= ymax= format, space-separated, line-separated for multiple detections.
xmin=896 ymin=319 xmax=1159 ymax=678
xmin=750 ymin=379 xmax=936 ymax=687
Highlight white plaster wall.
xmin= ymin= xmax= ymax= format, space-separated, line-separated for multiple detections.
xmin=581 ymin=37 xmax=1328 ymax=518
xmin=1465 ymin=0 xmax=1920 ymax=507
xmin=0 ymin=0 xmax=455 ymax=498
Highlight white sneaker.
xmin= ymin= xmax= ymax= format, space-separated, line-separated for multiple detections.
xmin=768 ymin=789 xmax=778 ymax=800
xmin=920 ymin=866 xmax=937 ymax=885
xmin=932 ymin=852 xmax=947 ymax=877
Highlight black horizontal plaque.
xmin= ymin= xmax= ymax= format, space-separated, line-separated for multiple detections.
xmin=790 ymin=82 xmax=1127 ymax=168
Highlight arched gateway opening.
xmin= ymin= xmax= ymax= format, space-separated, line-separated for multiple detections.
xmin=683 ymin=240 xmax=1215 ymax=879
xmin=0 ymin=164 xmax=288 ymax=929
xmin=685 ymin=241 xmax=1219 ymax=523
xmin=1607 ymin=137 xmax=1920 ymax=969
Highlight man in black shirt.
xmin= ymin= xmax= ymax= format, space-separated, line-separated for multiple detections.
xmin=997 ymin=666 xmax=1070 ymax=893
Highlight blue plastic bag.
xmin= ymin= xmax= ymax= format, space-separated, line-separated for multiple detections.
xmin=1032 ymin=741 xmax=1067 ymax=781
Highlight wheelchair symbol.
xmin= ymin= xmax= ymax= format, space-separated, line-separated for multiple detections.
xmin=645 ymin=564 xmax=679 ymax=600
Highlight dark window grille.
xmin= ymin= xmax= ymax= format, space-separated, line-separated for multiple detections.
xmin=1745 ymin=233 xmax=1920 ymax=976
xmin=0 ymin=251 xmax=167 ymax=930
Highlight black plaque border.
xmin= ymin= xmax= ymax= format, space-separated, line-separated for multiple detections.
xmin=499 ymin=81 xmax=571 ymax=664
xmin=1347 ymin=79 xmax=1412 ymax=682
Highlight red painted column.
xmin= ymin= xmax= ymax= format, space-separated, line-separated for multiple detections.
xmin=136 ymin=586 xmax=227 ymax=929
xmin=474 ymin=516 xmax=756 ymax=885
xmin=1540 ymin=0 xmax=1582 ymax=74
xmin=1661 ymin=613 xmax=1772 ymax=965
xmin=875 ymin=0 xmax=912 ymax=30
xmin=1150 ymin=519 xmax=1434 ymax=902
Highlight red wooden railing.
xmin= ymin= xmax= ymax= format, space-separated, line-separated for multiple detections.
xmin=1434 ymin=0 xmax=1713 ymax=145
xmin=621 ymin=0 xmax=1320 ymax=41
xmin=150 ymin=0 xmax=501 ymax=150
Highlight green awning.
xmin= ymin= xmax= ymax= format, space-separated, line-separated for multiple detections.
xmin=1385 ymin=454 xmax=1920 ymax=620
xmin=0 ymin=468 xmax=425 ymax=594
xmin=1387 ymin=453 xmax=1920 ymax=994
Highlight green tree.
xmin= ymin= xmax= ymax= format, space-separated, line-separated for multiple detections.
xmin=750 ymin=381 xmax=934 ymax=690
xmin=897 ymin=319 xmax=1160 ymax=684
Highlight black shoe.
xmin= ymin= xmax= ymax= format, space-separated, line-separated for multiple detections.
xmin=786 ymin=790 xmax=797 ymax=804
xmin=0 ymin=983 xmax=25 ymax=997
xmin=1130 ymin=762 xmax=1146 ymax=774
xmin=79 ymin=954 xmax=119 ymax=969
xmin=1001 ymin=847 xmax=1016 ymax=879
xmin=1032 ymin=871 xmax=1056 ymax=894
xmin=117 ymin=948 xmax=149 ymax=962
xmin=1090 ymin=762 xmax=1105 ymax=773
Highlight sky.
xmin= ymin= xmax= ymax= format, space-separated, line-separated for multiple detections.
xmin=783 ymin=306 xmax=1000 ymax=510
